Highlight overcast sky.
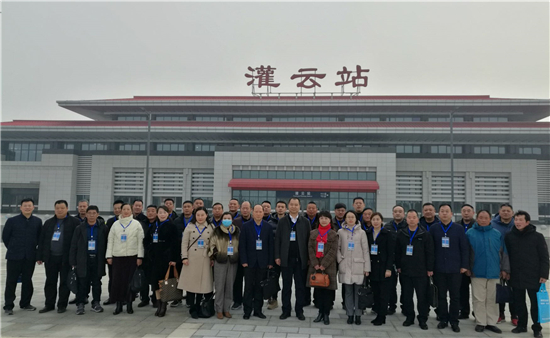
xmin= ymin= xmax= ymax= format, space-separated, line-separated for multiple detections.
xmin=2 ymin=1 xmax=549 ymax=122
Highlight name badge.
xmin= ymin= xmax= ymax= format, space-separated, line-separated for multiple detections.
xmin=88 ymin=240 xmax=96 ymax=251
xmin=256 ymin=239 xmax=263 ymax=250
xmin=317 ymin=242 xmax=324 ymax=253
xmin=52 ymin=231 xmax=61 ymax=241
xmin=347 ymin=241 xmax=355 ymax=251
xmin=370 ymin=244 xmax=378 ymax=255
xmin=442 ymin=236 xmax=450 ymax=248
xmin=406 ymin=244 xmax=413 ymax=256
xmin=121 ymin=234 xmax=127 ymax=242
xmin=153 ymin=233 xmax=159 ymax=243
xmin=198 ymin=239 xmax=205 ymax=248
xmin=227 ymin=245 xmax=234 ymax=256
xmin=290 ymin=231 xmax=296 ymax=242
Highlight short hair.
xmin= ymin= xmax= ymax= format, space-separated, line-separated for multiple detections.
xmin=132 ymin=199 xmax=143 ymax=205
xmin=86 ymin=205 xmax=99 ymax=213
xmin=276 ymin=200 xmax=287 ymax=207
xmin=370 ymin=212 xmax=384 ymax=222
xmin=362 ymin=207 xmax=373 ymax=213
xmin=461 ymin=204 xmax=474 ymax=211
xmin=514 ymin=210 xmax=531 ymax=222
xmin=121 ymin=203 xmax=130 ymax=209
xmin=164 ymin=198 xmax=175 ymax=203
xmin=157 ymin=205 xmax=170 ymax=214
xmin=392 ymin=205 xmax=405 ymax=212
xmin=78 ymin=199 xmax=89 ymax=205
xmin=54 ymin=200 xmax=68 ymax=207
xmin=500 ymin=203 xmax=513 ymax=210
xmin=20 ymin=198 xmax=35 ymax=205
xmin=229 ymin=198 xmax=240 ymax=203
xmin=113 ymin=199 xmax=124 ymax=206
xmin=252 ymin=204 xmax=263 ymax=210
xmin=353 ymin=197 xmax=365 ymax=203
xmin=307 ymin=201 xmax=317 ymax=206
xmin=212 ymin=202 xmax=224 ymax=209
xmin=288 ymin=197 xmax=301 ymax=205
xmin=422 ymin=202 xmax=435 ymax=209
xmin=343 ymin=210 xmax=358 ymax=223
xmin=406 ymin=209 xmax=419 ymax=216
xmin=334 ymin=202 xmax=347 ymax=210
xmin=476 ymin=210 xmax=492 ymax=218
xmin=261 ymin=200 xmax=272 ymax=206
xmin=193 ymin=198 xmax=204 ymax=203
xmin=146 ymin=204 xmax=157 ymax=209
xmin=318 ymin=210 xmax=332 ymax=223
xmin=182 ymin=200 xmax=193 ymax=206
xmin=222 ymin=211 xmax=233 ymax=218
xmin=240 ymin=200 xmax=251 ymax=207
xmin=439 ymin=203 xmax=453 ymax=212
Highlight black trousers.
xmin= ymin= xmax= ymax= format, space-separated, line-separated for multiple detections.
xmin=372 ymin=279 xmax=391 ymax=317
xmin=499 ymin=300 xmax=517 ymax=318
xmin=4 ymin=259 xmax=36 ymax=310
xmin=243 ymin=266 xmax=266 ymax=315
xmin=232 ymin=263 xmax=244 ymax=305
xmin=433 ymin=272 xmax=462 ymax=324
xmin=314 ymin=288 xmax=334 ymax=315
xmin=76 ymin=256 xmax=102 ymax=305
xmin=107 ymin=264 xmax=113 ymax=299
xmin=459 ymin=273 xmax=471 ymax=315
xmin=281 ymin=258 xmax=307 ymax=315
xmin=44 ymin=255 xmax=71 ymax=309
xmin=187 ymin=291 xmax=212 ymax=316
xmin=270 ymin=264 xmax=280 ymax=301
xmin=513 ymin=287 xmax=542 ymax=332
xmin=400 ymin=274 xmax=429 ymax=323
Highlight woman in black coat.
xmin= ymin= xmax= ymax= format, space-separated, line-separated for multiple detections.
xmin=365 ymin=212 xmax=395 ymax=326
xmin=143 ymin=206 xmax=179 ymax=317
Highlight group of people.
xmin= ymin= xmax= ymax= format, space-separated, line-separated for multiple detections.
xmin=2 ymin=197 xmax=549 ymax=337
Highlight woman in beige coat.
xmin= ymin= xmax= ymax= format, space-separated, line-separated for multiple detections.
xmin=337 ymin=211 xmax=370 ymax=325
xmin=178 ymin=207 xmax=214 ymax=318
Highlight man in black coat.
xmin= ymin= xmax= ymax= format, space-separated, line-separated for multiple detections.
xmin=36 ymin=200 xmax=81 ymax=314
xmin=239 ymin=205 xmax=274 ymax=319
xmin=395 ymin=209 xmax=434 ymax=330
xmin=384 ymin=204 xmax=407 ymax=315
xmin=275 ymin=197 xmax=311 ymax=321
xmin=505 ymin=211 xmax=549 ymax=338
xmin=232 ymin=201 xmax=252 ymax=310
xmin=69 ymin=206 xmax=107 ymax=315
xmin=458 ymin=203 xmax=475 ymax=319
xmin=2 ymin=198 xmax=42 ymax=315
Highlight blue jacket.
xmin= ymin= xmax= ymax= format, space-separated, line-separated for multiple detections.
xmin=2 ymin=213 xmax=42 ymax=261
xmin=490 ymin=215 xmax=514 ymax=238
xmin=466 ymin=222 xmax=509 ymax=279
xmin=239 ymin=219 xmax=274 ymax=269
xmin=429 ymin=221 xmax=469 ymax=273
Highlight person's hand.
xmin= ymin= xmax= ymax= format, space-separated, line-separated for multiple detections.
xmin=210 ymin=260 xmax=215 ymax=267
xmin=396 ymin=268 xmax=401 ymax=274
xmin=107 ymin=259 xmax=112 ymax=265
xmin=385 ymin=270 xmax=391 ymax=278
xmin=427 ymin=271 xmax=433 ymax=277
xmin=72 ymin=265 xmax=76 ymax=269
xmin=242 ymin=263 xmax=248 ymax=268
xmin=319 ymin=266 xmax=325 ymax=271
xmin=314 ymin=265 xmax=321 ymax=270
xmin=500 ymin=271 xmax=509 ymax=280
xmin=169 ymin=261 xmax=176 ymax=266
xmin=182 ymin=259 xmax=189 ymax=266
xmin=268 ymin=265 xmax=273 ymax=269
xmin=540 ymin=278 xmax=547 ymax=283
xmin=364 ymin=271 xmax=370 ymax=276
xmin=137 ymin=259 xmax=142 ymax=266
xmin=465 ymin=270 xmax=471 ymax=277
xmin=460 ymin=268 xmax=467 ymax=274
xmin=37 ymin=261 xmax=43 ymax=265
xmin=275 ymin=259 xmax=281 ymax=266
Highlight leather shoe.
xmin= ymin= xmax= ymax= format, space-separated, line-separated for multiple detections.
xmin=280 ymin=312 xmax=290 ymax=320
xmin=485 ymin=325 xmax=502 ymax=333
xmin=458 ymin=312 xmax=469 ymax=319
xmin=475 ymin=325 xmax=485 ymax=332
xmin=451 ymin=323 xmax=460 ymax=333
xmin=387 ymin=307 xmax=396 ymax=315
xmin=534 ymin=331 xmax=543 ymax=338
xmin=224 ymin=312 xmax=232 ymax=318
xmin=313 ymin=312 xmax=323 ymax=323
xmin=419 ymin=322 xmax=428 ymax=330
xmin=355 ymin=315 xmax=361 ymax=325
xmin=297 ymin=313 xmax=305 ymax=321
xmin=403 ymin=319 xmax=414 ymax=327
xmin=57 ymin=307 xmax=66 ymax=314
xmin=39 ymin=306 xmax=55 ymax=314
xmin=137 ymin=300 xmax=149 ymax=308
xmin=103 ymin=298 xmax=112 ymax=305
xmin=347 ymin=316 xmax=354 ymax=324
xmin=254 ymin=312 xmax=267 ymax=319
xmin=243 ymin=314 xmax=250 ymax=320
xmin=323 ymin=314 xmax=330 ymax=325
xmin=437 ymin=321 xmax=448 ymax=329
xmin=512 ymin=327 xmax=528 ymax=334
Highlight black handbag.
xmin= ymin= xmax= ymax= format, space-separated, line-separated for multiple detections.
xmin=496 ymin=278 xmax=514 ymax=303
xmin=358 ymin=277 xmax=374 ymax=309
xmin=428 ymin=276 xmax=438 ymax=308
xmin=67 ymin=268 xmax=78 ymax=294
xmin=130 ymin=267 xmax=147 ymax=293
xmin=260 ymin=269 xmax=281 ymax=300
xmin=199 ymin=293 xmax=215 ymax=318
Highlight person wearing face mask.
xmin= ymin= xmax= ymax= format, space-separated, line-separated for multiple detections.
xmin=143 ymin=206 xmax=178 ymax=317
xmin=209 ymin=212 xmax=240 ymax=319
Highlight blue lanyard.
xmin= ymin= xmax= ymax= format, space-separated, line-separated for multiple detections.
xmin=155 ymin=219 xmax=169 ymax=233
xmin=335 ymin=219 xmax=342 ymax=229
xmin=440 ymin=221 xmax=453 ymax=236
xmin=319 ymin=228 xmax=330 ymax=239
xmin=309 ymin=215 xmax=316 ymax=225
xmin=372 ymin=228 xmax=381 ymax=243
xmin=392 ymin=221 xmax=399 ymax=232
xmin=228 ymin=226 xmax=233 ymax=243
xmin=266 ymin=214 xmax=271 ymax=222
xmin=362 ymin=222 xmax=368 ymax=231
xmin=184 ymin=215 xmax=193 ymax=227
xmin=408 ymin=227 xmax=418 ymax=245
xmin=233 ymin=212 xmax=239 ymax=219
xmin=120 ymin=220 xmax=132 ymax=232
xmin=358 ymin=214 xmax=363 ymax=223
xmin=463 ymin=222 xmax=470 ymax=233
xmin=254 ymin=221 xmax=263 ymax=239
xmin=212 ymin=218 xmax=222 ymax=227
xmin=345 ymin=225 xmax=356 ymax=238
xmin=89 ymin=222 xmax=97 ymax=240
xmin=290 ymin=218 xmax=297 ymax=232
xmin=56 ymin=216 xmax=66 ymax=231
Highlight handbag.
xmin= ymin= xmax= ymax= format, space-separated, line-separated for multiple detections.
xmin=199 ymin=293 xmax=215 ymax=318
xmin=428 ymin=276 xmax=438 ymax=308
xmin=260 ymin=269 xmax=281 ymax=300
xmin=309 ymin=271 xmax=330 ymax=288
xmin=67 ymin=268 xmax=78 ymax=294
xmin=130 ymin=267 xmax=147 ymax=293
xmin=496 ymin=278 xmax=513 ymax=303
xmin=358 ymin=277 xmax=374 ymax=309
xmin=537 ymin=283 xmax=550 ymax=324
xmin=158 ymin=265 xmax=183 ymax=302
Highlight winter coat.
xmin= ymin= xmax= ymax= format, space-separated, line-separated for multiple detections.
xmin=239 ymin=219 xmax=274 ymax=269
xmin=106 ymin=216 xmax=145 ymax=259
xmin=505 ymin=224 xmax=549 ymax=290
xmin=209 ymin=224 xmax=240 ymax=264
xmin=37 ymin=215 xmax=80 ymax=264
xmin=366 ymin=227 xmax=395 ymax=281
xmin=429 ymin=221 xmax=469 ymax=273
xmin=466 ymin=222 xmax=509 ymax=279
xmin=143 ymin=219 xmax=179 ymax=284
xmin=2 ymin=213 xmax=42 ymax=261
xmin=395 ymin=226 xmax=434 ymax=277
xmin=419 ymin=215 xmax=440 ymax=231
xmin=307 ymin=228 xmax=338 ymax=290
xmin=490 ymin=215 xmax=514 ymax=238
xmin=337 ymin=223 xmax=371 ymax=285
xmin=69 ymin=220 xmax=107 ymax=278
xmin=275 ymin=215 xmax=311 ymax=270
xmin=178 ymin=221 xmax=215 ymax=294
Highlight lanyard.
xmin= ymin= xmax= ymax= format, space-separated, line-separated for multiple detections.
xmin=184 ymin=215 xmax=193 ymax=227
xmin=335 ymin=219 xmax=342 ymax=229
xmin=290 ymin=219 xmax=297 ymax=232
xmin=233 ymin=212 xmax=239 ymax=219
xmin=254 ymin=221 xmax=263 ymax=239
xmin=212 ymin=218 xmax=222 ymax=227
xmin=266 ymin=214 xmax=271 ymax=222
xmin=120 ymin=220 xmax=132 ymax=232
xmin=56 ymin=216 xmax=66 ymax=231
xmin=228 ymin=226 xmax=233 ymax=243
xmin=362 ymin=222 xmax=368 ymax=231
xmin=89 ymin=222 xmax=97 ymax=240
xmin=319 ymin=228 xmax=330 ymax=239
xmin=345 ymin=225 xmax=356 ymax=238
xmin=372 ymin=228 xmax=381 ymax=243
xmin=440 ymin=221 xmax=453 ymax=236
xmin=463 ymin=222 xmax=470 ymax=233
xmin=195 ymin=224 xmax=207 ymax=237
xmin=155 ymin=219 xmax=169 ymax=233
xmin=392 ymin=221 xmax=399 ymax=232
xmin=309 ymin=215 xmax=316 ymax=225
xmin=408 ymin=227 xmax=418 ymax=245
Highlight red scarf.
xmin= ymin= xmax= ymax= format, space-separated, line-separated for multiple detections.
xmin=316 ymin=224 xmax=331 ymax=258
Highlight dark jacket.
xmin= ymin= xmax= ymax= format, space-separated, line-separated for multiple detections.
xmin=459 ymin=218 xmax=474 ymax=233
xmin=143 ymin=219 xmax=179 ymax=283
xmin=429 ymin=221 xmax=469 ymax=273
xmin=37 ymin=215 xmax=80 ymax=263
xmin=133 ymin=213 xmax=148 ymax=223
xmin=169 ymin=211 xmax=178 ymax=221
xmin=239 ymin=219 xmax=274 ymax=269
xmin=491 ymin=215 xmax=514 ymax=238
xmin=505 ymin=224 xmax=550 ymax=290
xmin=419 ymin=216 xmax=440 ymax=231
xmin=395 ymin=226 xmax=434 ymax=277
xmin=2 ymin=213 xmax=42 ymax=261
xmin=307 ymin=228 xmax=338 ymax=290
xmin=303 ymin=213 xmax=320 ymax=229
xmin=384 ymin=219 xmax=407 ymax=233
xmin=275 ymin=215 xmax=311 ymax=269
xmin=69 ymin=220 xmax=108 ymax=278
xmin=264 ymin=214 xmax=279 ymax=225
xmin=209 ymin=225 xmax=240 ymax=264
xmin=233 ymin=215 xmax=251 ymax=229
xmin=173 ymin=214 xmax=193 ymax=264
xmin=366 ymin=227 xmax=396 ymax=281
xmin=332 ymin=217 xmax=345 ymax=231
xmin=105 ymin=216 xmax=118 ymax=231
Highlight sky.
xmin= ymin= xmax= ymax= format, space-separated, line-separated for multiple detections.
xmin=2 ymin=1 xmax=549 ymax=122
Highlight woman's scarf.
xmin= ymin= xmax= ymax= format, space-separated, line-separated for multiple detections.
xmin=316 ymin=223 xmax=331 ymax=258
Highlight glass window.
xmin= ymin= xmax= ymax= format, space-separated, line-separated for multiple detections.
xmin=250 ymin=170 xmax=259 ymax=179
xmin=285 ymin=171 xmax=294 ymax=179
xmin=303 ymin=171 xmax=312 ymax=180
xmin=339 ymin=172 xmax=349 ymax=180
xmin=5 ymin=143 xmax=51 ymax=162
xmin=295 ymin=171 xmax=303 ymax=179
xmin=276 ymin=171 xmax=285 ymax=179
xmin=312 ymin=171 xmax=321 ymax=180
xmin=358 ymin=172 xmax=367 ymax=180
xmin=330 ymin=172 xmax=339 ymax=180
xmin=259 ymin=171 xmax=268 ymax=179
xmin=267 ymin=171 xmax=277 ymax=179
xmin=233 ymin=170 xmax=242 ymax=179
xmin=321 ymin=172 xmax=330 ymax=180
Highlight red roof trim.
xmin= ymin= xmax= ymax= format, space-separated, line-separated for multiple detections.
xmin=228 ymin=179 xmax=380 ymax=192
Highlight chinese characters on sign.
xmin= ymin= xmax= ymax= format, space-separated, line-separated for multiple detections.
xmin=245 ymin=65 xmax=370 ymax=96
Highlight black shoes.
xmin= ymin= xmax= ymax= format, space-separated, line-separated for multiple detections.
xmin=355 ymin=316 xmax=361 ymax=325
xmin=103 ymin=298 xmax=112 ymax=305
xmin=57 ymin=307 xmax=67 ymax=313
xmin=387 ymin=307 xmax=396 ymax=315
xmin=371 ymin=316 xmax=386 ymax=326
xmin=403 ymin=318 xmax=414 ymax=327
xmin=76 ymin=304 xmax=85 ymax=315
xmin=280 ymin=312 xmax=290 ymax=320
xmin=126 ymin=301 xmax=133 ymax=314
xmin=113 ymin=301 xmax=123 ymax=315
xmin=485 ymin=325 xmax=502 ymax=333
xmin=39 ymin=306 xmax=55 ymax=314
xmin=297 ymin=313 xmax=305 ymax=321
xmin=4 ymin=308 xmax=13 ymax=315
xmin=534 ymin=331 xmax=543 ymax=338
xmin=475 ymin=325 xmax=485 ymax=332
xmin=254 ymin=312 xmax=266 ymax=319
xmin=458 ymin=311 xmax=469 ymax=319
xmin=314 ymin=312 xmax=323 ymax=323
xmin=419 ymin=322 xmax=428 ymax=330
xmin=243 ymin=313 xmax=250 ymax=320
xmin=451 ymin=323 xmax=460 ymax=333
xmin=437 ymin=321 xmax=448 ymax=329
xmin=512 ymin=327 xmax=528 ymax=334
xmin=347 ymin=316 xmax=354 ymax=324
xmin=323 ymin=314 xmax=330 ymax=325
xmin=21 ymin=305 xmax=36 ymax=311
xmin=137 ymin=300 xmax=149 ymax=308
xmin=158 ymin=301 xmax=167 ymax=317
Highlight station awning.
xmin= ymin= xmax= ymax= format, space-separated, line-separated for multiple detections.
xmin=228 ymin=179 xmax=379 ymax=192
